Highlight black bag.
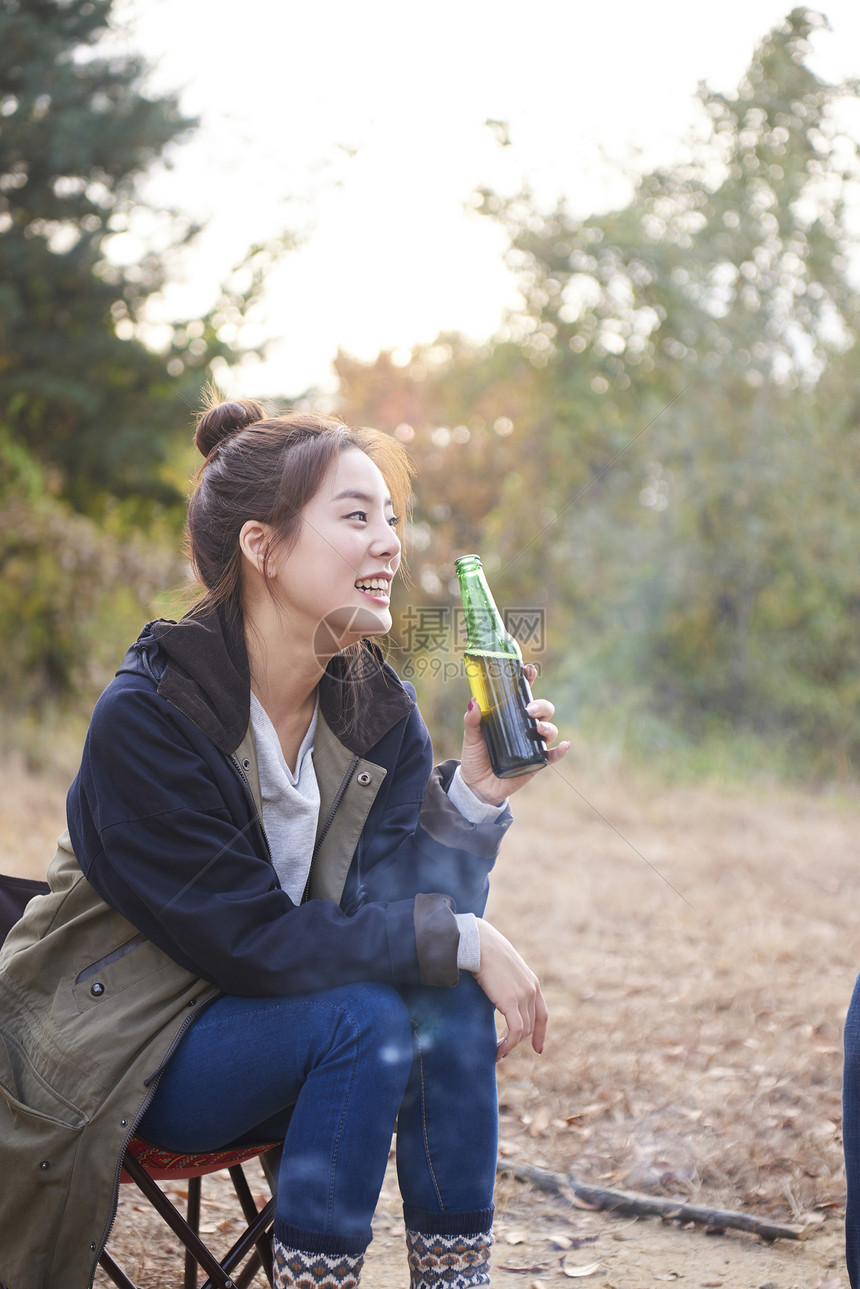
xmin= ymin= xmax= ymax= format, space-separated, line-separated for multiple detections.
xmin=0 ymin=874 xmax=50 ymax=945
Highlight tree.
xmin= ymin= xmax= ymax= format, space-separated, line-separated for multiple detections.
xmin=0 ymin=0 xmax=294 ymax=709
xmin=0 ymin=0 xmax=276 ymax=517
xmin=482 ymin=7 xmax=860 ymax=757
xmin=337 ymin=9 xmax=860 ymax=774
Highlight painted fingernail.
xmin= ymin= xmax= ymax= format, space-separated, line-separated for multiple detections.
xmin=467 ymin=697 xmax=476 ymax=712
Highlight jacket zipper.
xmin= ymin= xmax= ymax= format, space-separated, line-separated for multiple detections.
xmin=230 ymin=752 xmax=273 ymax=863
xmin=351 ymin=836 xmax=368 ymax=911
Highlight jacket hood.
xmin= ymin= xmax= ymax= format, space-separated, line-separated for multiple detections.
xmin=119 ymin=609 xmax=415 ymax=757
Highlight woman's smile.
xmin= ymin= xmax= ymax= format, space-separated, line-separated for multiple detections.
xmin=354 ymin=574 xmax=392 ymax=605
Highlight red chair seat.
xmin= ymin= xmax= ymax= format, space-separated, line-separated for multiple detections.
xmin=122 ymin=1136 xmax=279 ymax=1182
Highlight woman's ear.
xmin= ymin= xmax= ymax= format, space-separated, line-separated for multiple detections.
xmin=239 ymin=520 xmax=272 ymax=578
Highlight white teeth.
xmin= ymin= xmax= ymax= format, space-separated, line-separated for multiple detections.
xmin=356 ymin=578 xmax=389 ymax=592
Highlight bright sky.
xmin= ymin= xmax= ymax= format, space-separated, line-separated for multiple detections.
xmin=113 ymin=0 xmax=860 ymax=399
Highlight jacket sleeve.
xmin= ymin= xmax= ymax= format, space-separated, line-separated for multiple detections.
xmin=354 ymin=704 xmax=513 ymax=917
xmin=67 ymin=682 xmax=449 ymax=997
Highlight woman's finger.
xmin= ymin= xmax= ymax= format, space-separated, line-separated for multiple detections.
xmin=532 ymin=988 xmax=549 ymax=1055
xmin=526 ymin=698 xmax=556 ymax=721
xmin=534 ymin=719 xmax=559 ymax=744
xmin=496 ymin=1003 xmax=526 ymax=1060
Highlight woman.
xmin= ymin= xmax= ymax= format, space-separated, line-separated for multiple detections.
xmin=0 ymin=400 xmax=569 ymax=1289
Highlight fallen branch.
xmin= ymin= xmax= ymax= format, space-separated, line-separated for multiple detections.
xmin=497 ymin=1159 xmax=806 ymax=1242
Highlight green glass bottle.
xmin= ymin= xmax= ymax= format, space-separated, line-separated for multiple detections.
xmin=454 ymin=554 xmax=548 ymax=778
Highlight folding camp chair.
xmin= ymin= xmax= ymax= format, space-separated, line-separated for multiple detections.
xmin=98 ymin=1136 xmax=279 ymax=1289
xmin=0 ymin=874 xmax=280 ymax=1289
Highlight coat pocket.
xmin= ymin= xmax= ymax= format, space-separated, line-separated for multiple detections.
xmin=0 ymin=1028 xmax=86 ymax=1127
xmin=71 ymin=932 xmax=172 ymax=1014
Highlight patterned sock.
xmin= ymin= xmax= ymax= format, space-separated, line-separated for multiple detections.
xmin=273 ymin=1236 xmax=365 ymax=1288
xmin=405 ymin=1228 xmax=493 ymax=1288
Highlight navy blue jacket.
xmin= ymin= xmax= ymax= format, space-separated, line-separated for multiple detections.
xmin=66 ymin=610 xmax=512 ymax=996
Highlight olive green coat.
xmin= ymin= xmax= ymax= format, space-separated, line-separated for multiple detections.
xmin=0 ymin=717 xmax=386 ymax=1289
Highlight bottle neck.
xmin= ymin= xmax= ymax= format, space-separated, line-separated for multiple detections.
xmin=455 ymin=558 xmax=520 ymax=658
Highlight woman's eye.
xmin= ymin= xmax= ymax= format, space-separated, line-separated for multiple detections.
xmin=345 ymin=509 xmax=399 ymax=528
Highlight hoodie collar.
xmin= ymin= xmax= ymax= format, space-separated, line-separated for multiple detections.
xmin=144 ymin=609 xmax=414 ymax=758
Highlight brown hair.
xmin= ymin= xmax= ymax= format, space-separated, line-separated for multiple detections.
xmin=187 ymin=397 xmax=413 ymax=626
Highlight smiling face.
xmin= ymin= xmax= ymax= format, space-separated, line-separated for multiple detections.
xmin=258 ymin=445 xmax=402 ymax=653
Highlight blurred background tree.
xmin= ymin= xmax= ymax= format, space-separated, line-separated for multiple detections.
xmin=0 ymin=0 xmax=292 ymax=713
xmin=336 ymin=9 xmax=860 ymax=776
xmin=3 ymin=2 xmax=859 ymax=782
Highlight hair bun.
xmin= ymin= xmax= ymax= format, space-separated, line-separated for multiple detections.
xmin=195 ymin=398 xmax=266 ymax=458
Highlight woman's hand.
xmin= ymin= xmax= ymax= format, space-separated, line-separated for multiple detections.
xmin=459 ymin=664 xmax=571 ymax=807
xmin=475 ymin=920 xmax=548 ymax=1061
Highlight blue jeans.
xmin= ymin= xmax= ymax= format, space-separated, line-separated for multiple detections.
xmin=139 ymin=975 xmax=498 ymax=1255
xmin=845 ymin=975 xmax=860 ymax=1284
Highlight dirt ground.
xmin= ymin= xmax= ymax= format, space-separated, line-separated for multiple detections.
xmin=93 ymin=1150 xmax=846 ymax=1288
xmin=4 ymin=746 xmax=858 ymax=1288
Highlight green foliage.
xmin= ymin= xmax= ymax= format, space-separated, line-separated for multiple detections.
xmin=0 ymin=483 xmax=186 ymax=711
xmin=0 ymin=0 xmax=299 ymax=710
xmin=2 ymin=0 xmax=190 ymax=513
xmin=337 ymin=9 xmax=860 ymax=780
xmin=0 ymin=0 xmax=293 ymax=519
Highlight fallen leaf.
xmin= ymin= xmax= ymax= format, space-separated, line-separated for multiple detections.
xmin=505 ymin=1230 xmax=526 ymax=1246
xmin=547 ymin=1232 xmax=573 ymax=1250
xmin=526 ymin=1106 xmax=551 ymax=1136
xmin=655 ymin=1275 xmax=681 ymax=1282
xmin=562 ymin=1258 xmax=601 ymax=1278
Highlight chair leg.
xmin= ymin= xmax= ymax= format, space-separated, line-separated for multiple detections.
xmin=185 ymin=1175 xmax=202 ymax=1289
xmin=228 ymin=1165 xmax=275 ymax=1285
xmin=122 ymin=1152 xmax=237 ymax=1289
xmin=109 ymin=1151 xmax=276 ymax=1289
xmin=198 ymin=1196 xmax=275 ymax=1289
xmin=232 ymin=1251 xmax=265 ymax=1289
xmin=97 ymin=1247 xmax=139 ymax=1289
